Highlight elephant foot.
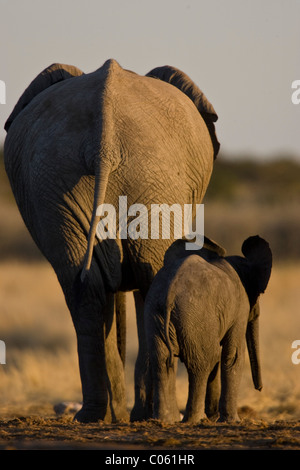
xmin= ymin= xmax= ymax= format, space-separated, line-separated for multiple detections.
xmin=205 ymin=402 xmax=219 ymax=421
xmin=74 ymin=404 xmax=106 ymax=423
xmin=130 ymin=402 xmax=152 ymax=422
xmin=74 ymin=403 xmax=129 ymax=423
xmin=206 ymin=411 xmax=219 ymax=422
xmin=217 ymin=413 xmax=241 ymax=423
xmin=150 ymin=406 xmax=182 ymax=424
xmin=182 ymin=411 xmax=207 ymax=424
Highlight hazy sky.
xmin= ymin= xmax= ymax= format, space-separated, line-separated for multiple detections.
xmin=0 ymin=0 xmax=299 ymax=160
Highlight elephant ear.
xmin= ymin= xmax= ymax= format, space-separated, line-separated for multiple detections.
xmin=163 ymin=236 xmax=226 ymax=266
xmin=146 ymin=65 xmax=220 ymax=159
xmin=203 ymin=236 xmax=226 ymax=257
xmin=242 ymin=235 xmax=272 ymax=306
xmin=4 ymin=63 xmax=84 ymax=132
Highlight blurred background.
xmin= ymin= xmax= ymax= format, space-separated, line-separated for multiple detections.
xmin=0 ymin=0 xmax=299 ymax=420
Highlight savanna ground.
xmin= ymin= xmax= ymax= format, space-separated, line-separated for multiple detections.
xmin=1 ymin=152 xmax=300 ymax=451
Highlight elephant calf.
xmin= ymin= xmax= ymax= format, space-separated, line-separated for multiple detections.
xmin=144 ymin=235 xmax=272 ymax=423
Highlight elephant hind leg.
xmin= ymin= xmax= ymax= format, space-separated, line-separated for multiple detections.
xmin=130 ymin=290 xmax=153 ymax=421
xmin=219 ymin=341 xmax=244 ymax=423
xmin=205 ymin=361 xmax=220 ymax=421
xmin=183 ymin=369 xmax=209 ymax=424
xmin=71 ymin=288 xmax=129 ymax=423
xmin=151 ymin=351 xmax=180 ymax=423
xmin=54 ymin=262 xmax=128 ymax=423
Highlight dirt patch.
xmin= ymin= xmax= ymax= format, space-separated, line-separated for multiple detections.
xmin=0 ymin=413 xmax=300 ymax=450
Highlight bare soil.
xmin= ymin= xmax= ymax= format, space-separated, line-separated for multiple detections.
xmin=0 ymin=409 xmax=300 ymax=451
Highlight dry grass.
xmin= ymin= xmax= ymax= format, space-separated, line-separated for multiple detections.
xmin=0 ymin=259 xmax=300 ymax=421
xmin=0 ymin=262 xmax=81 ymax=416
xmin=238 ymin=263 xmax=300 ymax=420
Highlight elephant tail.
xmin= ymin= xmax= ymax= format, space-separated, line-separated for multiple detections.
xmin=80 ymin=60 xmax=122 ymax=283
xmin=4 ymin=63 xmax=83 ymax=132
xmin=80 ymin=159 xmax=111 ymax=282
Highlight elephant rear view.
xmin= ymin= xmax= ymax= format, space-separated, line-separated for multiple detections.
xmin=144 ymin=235 xmax=272 ymax=423
xmin=4 ymin=59 xmax=219 ymax=423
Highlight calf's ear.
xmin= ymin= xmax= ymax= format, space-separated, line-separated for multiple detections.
xmin=163 ymin=236 xmax=226 ymax=266
xmin=203 ymin=236 xmax=226 ymax=257
xmin=242 ymin=235 xmax=272 ymax=301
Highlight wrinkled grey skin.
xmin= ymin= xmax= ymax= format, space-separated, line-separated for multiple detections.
xmin=4 ymin=59 xmax=219 ymax=423
xmin=144 ymin=235 xmax=272 ymax=423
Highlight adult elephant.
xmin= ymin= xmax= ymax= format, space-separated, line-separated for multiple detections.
xmin=4 ymin=59 xmax=219 ymax=422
